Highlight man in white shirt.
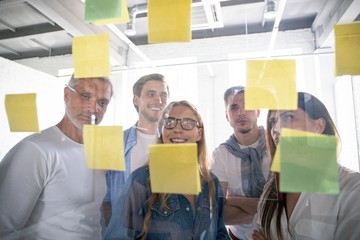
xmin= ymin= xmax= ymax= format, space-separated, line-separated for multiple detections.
xmin=0 ymin=75 xmax=113 ymax=239
xmin=211 ymin=86 xmax=270 ymax=240
xmin=103 ymin=73 xmax=169 ymax=227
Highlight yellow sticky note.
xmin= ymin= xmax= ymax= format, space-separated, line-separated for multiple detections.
xmin=335 ymin=22 xmax=360 ymax=76
xmin=149 ymin=143 xmax=201 ymax=194
xmin=95 ymin=0 xmax=130 ymax=25
xmin=83 ymin=125 xmax=125 ymax=170
xmin=148 ymin=0 xmax=191 ymax=43
xmin=246 ymin=60 xmax=297 ymax=110
xmin=72 ymin=34 xmax=110 ymax=78
xmin=271 ymin=128 xmax=325 ymax=172
xmin=4 ymin=93 xmax=39 ymax=132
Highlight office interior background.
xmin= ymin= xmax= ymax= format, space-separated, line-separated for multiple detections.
xmin=0 ymin=0 xmax=359 ymax=172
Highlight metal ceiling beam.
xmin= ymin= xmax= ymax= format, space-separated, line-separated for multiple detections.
xmin=312 ymin=0 xmax=360 ymax=49
xmin=1 ymin=46 xmax=71 ymax=60
xmin=0 ymin=23 xmax=63 ymax=40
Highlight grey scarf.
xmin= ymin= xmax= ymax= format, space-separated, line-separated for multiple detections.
xmin=221 ymin=126 xmax=266 ymax=197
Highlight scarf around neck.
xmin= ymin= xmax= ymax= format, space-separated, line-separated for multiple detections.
xmin=221 ymin=126 xmax=267 ymax=197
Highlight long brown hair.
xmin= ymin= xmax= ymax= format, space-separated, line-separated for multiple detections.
xmin=260 ymin=92 xmax=340 ymax=240
xmin=138 ymin=100 xmax=216 ymax=239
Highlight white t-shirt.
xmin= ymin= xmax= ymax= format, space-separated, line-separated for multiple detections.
xmin=0 ymin=126 xmax=106 ymax=240
xmin=130 ymin=130 xmax=157 ymax=172
xmin=211 ymin=140 xmax=270 ymax=239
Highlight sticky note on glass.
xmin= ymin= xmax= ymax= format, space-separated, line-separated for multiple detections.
xmin=72 ymin=34 xmax=110 ymax=78
xmin=83 ymin=125 xmax=125 ymax=170
xmin=148 ymin=0 xmax=191 ymax=43
xmin=279 ymin=128 xmax=339 ymax=193
xmin=271 ymin=128 xmax=323 ymax=172
xmin=95 ymin=0 xmax=130 ymax=25
xmin=149 ymin=143 xmax=200 ymax=194
xmin=246 ymin=60 xmax=297 ymax=110
xmin=4 ymin=93 xmax=39 ymax=132
xmin=334 ymin=22 xmax=360 ymax=76
xmin=85 ymin=0 xmax=121 ymax=23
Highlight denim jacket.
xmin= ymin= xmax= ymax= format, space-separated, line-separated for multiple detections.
xmin=104 ymin=165 xmax=230 ymax=240
xmin=104 ymin=124 xmax=137 ymax=204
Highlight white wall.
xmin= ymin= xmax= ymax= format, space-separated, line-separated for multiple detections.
xmin=0 ymin=57 xmax=66 ymax=160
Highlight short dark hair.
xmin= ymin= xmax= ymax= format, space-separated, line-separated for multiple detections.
xmin=223 ymin=86 xmax=244 ymax=107
xmin=132 ymin=73 xmax=169 ymax=112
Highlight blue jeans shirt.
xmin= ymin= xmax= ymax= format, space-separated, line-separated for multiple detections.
xmin=104 ymin=165 xmax=230 ymax=240
xmin=104 ymin=124 xmax=137 ymax=204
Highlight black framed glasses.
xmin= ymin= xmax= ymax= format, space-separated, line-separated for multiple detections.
xmin=163 ymin=117 xmax=200 ymax=131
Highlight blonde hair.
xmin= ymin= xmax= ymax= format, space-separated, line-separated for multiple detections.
xmin=138 ymin=100 xmax=215 ymax=239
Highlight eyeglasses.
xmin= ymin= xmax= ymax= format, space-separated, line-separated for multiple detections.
xmin=65 ymin=84 xmax=110 ymax=108
xmin=163 ymin=117 xmax=200 ymax=131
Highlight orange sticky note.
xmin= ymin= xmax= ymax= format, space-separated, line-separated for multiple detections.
xmin=334 ymin=22 xmax=360 ymax=76
xmin=95 ymin=0 xmax=130 ymax=25
xmin=4 ymin=93 xmax=39 ymax=132
xmin=83 ymin=125 xmax=125 ymax=170
xmin=148 ymin=0 xmax=191 ymax=43
xmin=149 ymin=143 xmax=201 ymax=194
xmin=72 ymin=34 xmax=110 ymax=78
xmin=246 ymin=60 xmax=297 ymax=110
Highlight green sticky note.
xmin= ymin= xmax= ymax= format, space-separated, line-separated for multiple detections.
xmin=149 ymin=143 xmax=201 ymax=194
xmin=246 ymin=59 xmax=297 ymax=110
xmin=280 ymin=134 xmax=339 ymax=193
xmin=95 ymin=0 xmax=130 ymax=25
xmin=334 ymin=22 xmax=360 ymax=76
xmin=85 ymin=0 xmax=122 ymax=23
xmin=83 ymin=125 xmax=125 ymax=170
xmin=4 ymin=93 xmax=39 ymax=132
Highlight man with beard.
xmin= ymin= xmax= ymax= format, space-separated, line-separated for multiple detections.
xmin=211 ymin=86 xmax=270 ymax=240
xmin=103 ymin=73 xmax=169 ymax=227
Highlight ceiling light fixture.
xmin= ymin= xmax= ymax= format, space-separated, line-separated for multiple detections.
xmin=264 ymin=0 xmax=278 ymax=19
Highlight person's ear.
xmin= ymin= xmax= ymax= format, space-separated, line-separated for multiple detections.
xmin=197 ymin=128 xmax=203 ymax=141
xmin=225 ymin=110 xmax=230 ymax=122
xmin=315 ymin=118 xmax=326 ymax=134
xmin=64 ymin=87 xmax=70 ymax=102
xmin=133 ymin=95 xmax=139 ymax=107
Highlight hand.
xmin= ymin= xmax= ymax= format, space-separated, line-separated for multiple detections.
xmin=252 ymin=229 xmax=267 ymax=240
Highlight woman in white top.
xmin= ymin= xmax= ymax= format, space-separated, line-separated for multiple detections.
xmin=247 ymin=92 xmax=360 ymax=240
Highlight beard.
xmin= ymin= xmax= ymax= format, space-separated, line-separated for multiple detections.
xmin=140 ymin=109 xmax=161 ymax=123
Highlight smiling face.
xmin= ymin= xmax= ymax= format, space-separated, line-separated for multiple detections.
xmin=161 ymin=105 xmax=202 ymax=144
xmin=225 ymin=93 xmax=259 ymax=134
xmin=134 ymin=80 xmax=169 ymax=123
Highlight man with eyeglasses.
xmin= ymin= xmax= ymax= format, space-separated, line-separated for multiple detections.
xmin=210 ymin=86 xmax=270 ymax=240
xmin=103 ymin=73 xmax=170 ymax=228
xmin=0 ymin=74 xmax=113 ymax=239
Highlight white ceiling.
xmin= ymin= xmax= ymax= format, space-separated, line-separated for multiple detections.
xmin=0 ymin=0 xmax=359 ymax=69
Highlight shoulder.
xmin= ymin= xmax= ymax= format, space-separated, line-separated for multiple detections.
xmin=128 ymin=165 xmax=150 ymax=185
xmin=339 ymin=165 xmax=360 ymax=191
xmin=212 ymin=144 xmax=229 ymax=157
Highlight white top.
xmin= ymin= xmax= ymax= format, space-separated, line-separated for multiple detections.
xmin=0 ymin=126 xmax=106 ymax=240
xmin=211 ymin=140 xmax=270 ymax=239
xmin=247 ymin=166 xmax=360 ymax=240
xmin=130 ymin=130 xmax=157 ymax=172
